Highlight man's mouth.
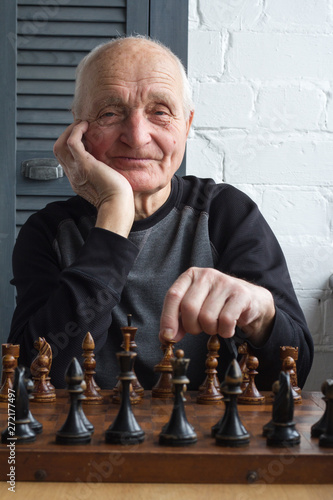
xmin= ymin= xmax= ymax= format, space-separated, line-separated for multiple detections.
xmin=114 ymin=156 xmax=152 ymax=161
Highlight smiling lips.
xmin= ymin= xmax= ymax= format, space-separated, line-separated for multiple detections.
xmin=111 ymin=156 xmax=157 ymax=168
xmin=116 ymin=156 xmax=151 ymax=161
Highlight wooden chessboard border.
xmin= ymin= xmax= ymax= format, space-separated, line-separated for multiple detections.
xmin=0 ymin=391 xmax=332 ymax=484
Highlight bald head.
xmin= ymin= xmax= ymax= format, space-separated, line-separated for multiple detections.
xmin=72 ymin=36 xmax=194 ymax=120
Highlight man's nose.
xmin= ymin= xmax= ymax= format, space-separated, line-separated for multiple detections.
xmin=120 ymin=110 xmax=151 ymax=148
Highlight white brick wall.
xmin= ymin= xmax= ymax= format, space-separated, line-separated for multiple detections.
xmin=187 ymin=0 xmax=333 ymax=390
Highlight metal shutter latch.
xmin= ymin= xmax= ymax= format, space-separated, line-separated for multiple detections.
xmin=21 ymin=158 xmax=63 ymax=180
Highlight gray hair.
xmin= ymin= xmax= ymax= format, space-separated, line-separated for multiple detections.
xmin=71 ymin=35 xmax=194 ymax=119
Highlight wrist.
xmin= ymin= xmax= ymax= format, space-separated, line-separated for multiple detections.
xmin=243 ymin=292 xmax=276 ymax=347
xmin=96 ymin=194 xmax=135 ymax=237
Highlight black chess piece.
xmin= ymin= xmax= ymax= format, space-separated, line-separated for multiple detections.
xmin=262 ymin=379 xmax=280 ymax=437
xmin=56 ymin=358 xmax=92 ymax=445
xmin=266 ymin=371 xmax=300 ymax=447
xmin=159 ymin=350 xmax=197 ymax=446
xmin=319 ymin=379 xmax=333 ymax=448
xmin=1 ymin=366 xmax=36 ymax=444
xmin=105 ymin=333 xmax=145 ymax=445
xmin=211 ymin=386 xmax=248 ymax=439
xmin=215 ymin=359 xmax=250 ymax=447
xmin=78 ymin=384 xmax=94 ymax=434
xmin=25 ymin=375 xmax=43 ymax=434
xmin=211 ymin=384 xmax=230 ymax=437
xmin=311 ymin=380 xmax=330 ymax=438
xmin=112 ymin=317 xmax=142 ymax=405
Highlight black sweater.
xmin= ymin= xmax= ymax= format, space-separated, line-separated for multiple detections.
xmin=8 ymin=176 xmax=313 ymax=390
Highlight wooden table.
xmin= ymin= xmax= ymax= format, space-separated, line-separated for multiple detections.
xmin=0 ymin=390 xmax=332 ymax=499
xmin=0 ymin=481 xmax=332 ymax=500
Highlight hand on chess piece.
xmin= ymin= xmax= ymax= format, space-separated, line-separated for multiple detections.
xmin=159 ymin=267 xmax=275 ymax=347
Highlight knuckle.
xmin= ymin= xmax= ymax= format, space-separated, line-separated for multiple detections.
xmin=219 ymin=312 xmax=236 ymax=331
xmin=166 ymin=286 xmax=183 ymax=302
xmin=66 ymin=136 xmax=76 ymax=149
xmin=180 ymin=299 xmax=196 ymax=317
xmin=198 ymin=311 xmax=216 ymax=335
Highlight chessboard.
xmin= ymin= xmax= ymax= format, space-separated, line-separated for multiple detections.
xmin=0 ymin=389 xmax=331 ymax=484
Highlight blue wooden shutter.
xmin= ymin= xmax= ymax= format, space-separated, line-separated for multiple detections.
xmin=16 ymin=0 xmax=129 ymax=231
xmin=0 ymin=0 xmax=188 ymax=343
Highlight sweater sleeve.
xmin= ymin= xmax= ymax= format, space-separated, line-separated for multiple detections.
xmin=209 ymin=184 xmax=314 ymax=390
xmin=8 ymin=213 xmax=139 ymax=387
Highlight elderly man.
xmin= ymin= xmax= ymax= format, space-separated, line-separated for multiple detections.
xmin=8 ymin=36 xmax=313 ymax=390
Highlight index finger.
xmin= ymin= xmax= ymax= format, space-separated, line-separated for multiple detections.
xmin=159 ymin=271 xmax=193 ymax=343
xmin=53 ymin=121 xmax=88 ymax=166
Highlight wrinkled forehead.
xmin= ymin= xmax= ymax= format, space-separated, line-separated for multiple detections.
xmin=90 ymin=38 xmax=179 ymax=72
xmin=82 ymin=40 xmax=183 ymax=102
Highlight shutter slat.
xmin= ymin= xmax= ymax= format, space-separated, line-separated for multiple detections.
xmin=18 ymin=109 xmax=72 ymax=124
xmin=18 ymin=140 xmax=59 ymax=151
xmin=17 ymin=35 xmax=121 ymax=51
xmin=18 ymin=6 xmax=124 ymax=22
xmin=18 ymin=124 xmax=71 ymax=138
xmin=18 ymin=65 xmax=76 ymax=80
xmin=18 ymin=0 xmax=125 ymax=6
xmin=18 ymin=50 xmax=87 ymax=66
xmin=18 ymin=21 xmax=125 ymax=36
xmin=18 ymin=95 xmax=73 ymax=109
xmin=18 ymin=80 xmax=74 ymax=94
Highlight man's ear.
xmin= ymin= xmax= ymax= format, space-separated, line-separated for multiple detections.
xmin=186 ymin=110 xmax=194 ymax=137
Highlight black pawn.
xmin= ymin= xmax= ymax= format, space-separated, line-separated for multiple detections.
xmin=266 ymin=371 xmax=300 ymax=447
xmin=56 ymin=358 xmax=91 ymax=445
xmin=215 ymin=359 xmax=250 ymax=447
xmin=319 ymin=379 xmax=333 ymax=448
xmin=1 ymin=366 xmax=36 ymax=444
xmin=159 ymin=350 xmax=197 ymax=446
xmin=311 ymin=380 xmax=330 ymax=438
xmin=105 ymin=333 xmax=145 ymax=445
xmin=25 ymin=376 xmax=43 ymax=434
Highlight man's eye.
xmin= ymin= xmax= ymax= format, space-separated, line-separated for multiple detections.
xmin=96 ymin=111 xmax=117 ymax=126
xmin=99 ymin=112 xmax=116 ymax=120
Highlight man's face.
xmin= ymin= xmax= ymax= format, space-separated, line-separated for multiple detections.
xmin=79 ymin=41 xmax=193 ymax=195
